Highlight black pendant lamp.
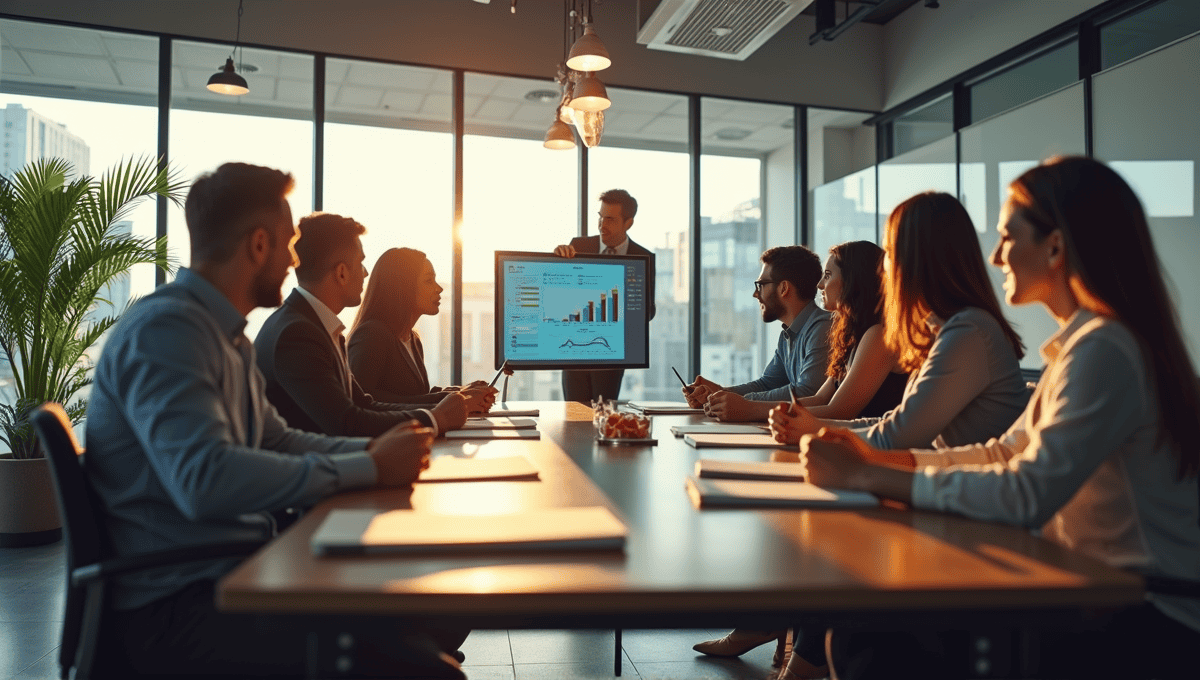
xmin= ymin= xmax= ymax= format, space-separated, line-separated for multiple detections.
xmin=207 ymin=1 xmax=250 ymax=95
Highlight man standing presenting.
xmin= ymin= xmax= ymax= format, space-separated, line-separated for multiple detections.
xmin=255 ymin=212 xmax=493 ymax=437
xmin=684 ymin=245 xmax=831 ymax=422
xmin=553 ymin=189 xmax=656 ymax=402
xmin=84 ymin=164 xmax=462 ymax=678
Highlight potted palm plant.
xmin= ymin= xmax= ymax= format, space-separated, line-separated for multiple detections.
xmin=0 ymin=156 xmax=182 ymax=547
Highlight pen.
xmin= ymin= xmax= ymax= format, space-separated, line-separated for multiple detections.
xmin=489 ymin=360 xmax=509 ymax=388
xmin=671 ymin=366 xmax=691 ymax=392
xmin=788 ymin=383 xmax=802 ymax=416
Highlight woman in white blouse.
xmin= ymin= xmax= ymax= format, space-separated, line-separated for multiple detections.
xmin=799 ymin=156 xmax=1200 ymax=679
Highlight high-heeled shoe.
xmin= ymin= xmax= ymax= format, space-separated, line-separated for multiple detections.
xmin=693 ymin=628 xmax=785 ymax=657
xmin=771 ymin=648 xmax=829 ymax=680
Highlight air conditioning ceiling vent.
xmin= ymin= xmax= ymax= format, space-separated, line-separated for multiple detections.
xmin=638 ymin=0 xmax=814 ymax=60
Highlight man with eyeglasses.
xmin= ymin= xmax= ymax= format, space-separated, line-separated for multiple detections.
xmin=683 ymin=245 xmax=830 ymax=422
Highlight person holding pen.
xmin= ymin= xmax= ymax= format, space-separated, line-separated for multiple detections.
xmin=682 ymin=245 xmax=831 ymax=422
xmin=691 ymin=241 xmax=907 ymax=665
xmin=795 ymin=156 xmax=1200 ymax=679
xmin=768 ymin=192 xmax=1028 ymax=451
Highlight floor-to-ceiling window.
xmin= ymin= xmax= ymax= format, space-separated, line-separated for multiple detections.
xmin=807 ymin=108 xmax=876 ymax=258
xmin=462 ymin=73 xmax=577 ymax=399
xmin=698 ymin=98 xmax=793 ymax=388
xmin=0 ymin=20 xmax=160 ymax=413
xmin=588 ymin=87 xmax=690 ymax=400
xmin=323 ymin=58 xmax=454 ymax=387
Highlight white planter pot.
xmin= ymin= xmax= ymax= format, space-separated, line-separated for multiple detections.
xmin=0 ymin=453 xmax=63 ymax=547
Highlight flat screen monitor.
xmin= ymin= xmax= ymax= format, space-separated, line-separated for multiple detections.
xmin=494 ymin=250 xmax=651 ymax=370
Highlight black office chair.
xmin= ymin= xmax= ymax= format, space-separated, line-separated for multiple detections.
xmin=33 ymin=402 xmax=262 ymax=680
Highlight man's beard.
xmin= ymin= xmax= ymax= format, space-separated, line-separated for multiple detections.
xmin=760 ymin=292 xmax=785 ymax=323
xmin=251 ymin=265 xmax=285 ymax=308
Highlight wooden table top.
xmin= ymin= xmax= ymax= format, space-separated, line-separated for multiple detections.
xmin=218 ymin=401 xmax=1143 ymax=625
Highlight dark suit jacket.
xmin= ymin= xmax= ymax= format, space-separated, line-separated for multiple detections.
xmin=348 ymin=319 xmax=446 ymax=405
xmin=567 ymin=235 xmax=656 ymax=321
xmin=254 ymin=290 xmax=435 ymax=437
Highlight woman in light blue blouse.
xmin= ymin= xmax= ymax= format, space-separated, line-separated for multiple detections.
xmin=770 ymin=192 xmax=1029 ymax=452
xmin=801 ymin=156 xmax=1200 ymax=679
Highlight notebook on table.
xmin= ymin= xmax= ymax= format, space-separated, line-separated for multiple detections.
xmin=670 ymin=424 xmax=767 ymax=437
xmin=310 ymin=506 xmax=628 ymax=555
xmin=418 ymin=455 xmax=540 ymax=483
xmin=486 ymin=407 xmax=540 ymax=418
xmin=694 ymin=459 xmax=806 ymax=482
xmin=628 ymin=398 xmax=700 ymax=414
xmin=460 ymin=417 xmax=538 ymax=430
xmin=685 ymin=476 xmax=878 ymax=509
xmin=444 ymin=429 xmax=541 ymax=441
xmin=683 ymin=433 xmax=783 ymax=449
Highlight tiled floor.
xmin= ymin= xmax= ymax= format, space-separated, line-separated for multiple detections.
xmin=1 ymin=542 xmax=785 ymax=679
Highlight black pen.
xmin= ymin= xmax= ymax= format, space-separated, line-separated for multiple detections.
xmin=489 ymin=360 xmax=509 ymax=388
xmin=671 ymin=366 xmax=692 ymax=392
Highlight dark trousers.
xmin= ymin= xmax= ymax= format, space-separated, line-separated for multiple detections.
xmin=561 ymin=368 xmax=625 ymax=403
xmin=101 ymin=580 xmax=467 ymax=678
xmin=824 ymin=602 xmax=1199 ymax=680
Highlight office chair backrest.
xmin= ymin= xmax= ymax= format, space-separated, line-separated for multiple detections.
xmin=33 ymin=402 xmax=107 ymax=679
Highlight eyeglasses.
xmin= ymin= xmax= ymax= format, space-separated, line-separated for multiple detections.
xmin=753 ymin=279 xmax=778 ymax=294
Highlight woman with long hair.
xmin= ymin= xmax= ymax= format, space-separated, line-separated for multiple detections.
xmin=769 ymin=192 xmax=1029 ymax=452
xmin=801 ymin=157 xmax=1200 ymax=679
xmin=348 ymin=247 xmax=493 ymax=409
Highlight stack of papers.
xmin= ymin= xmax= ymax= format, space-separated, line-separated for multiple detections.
xmin=419 ymin=455 xmax=540 ymax=483
xmin=627 ymin=401 xmax=704 ymax=415
xmin=444 ymin=429 xmax=541 ymax=441
xmin=685 ymin=476 xmax=878 ymax=509
xmin=683 ymin=433 xmax=783 ymax=449
xmin=461 ymin=417 xmax=538 ymax=430
xmin=311 ymin=506 xmax=628 ymax=555
xmin=670 ymin=424 xmax=767 ymax=437
xmin=694 ymin=459 xmax=806 ymax=482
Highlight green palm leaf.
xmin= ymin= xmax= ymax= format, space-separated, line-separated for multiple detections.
xmin=0 ymin=156 xmax=183 ymax=458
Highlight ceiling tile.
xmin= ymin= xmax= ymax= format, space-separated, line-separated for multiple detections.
xmin=422 ymin=93 xmax=452 ymax=117
xmin=379 ymin=89 xmax=424 ymax=113
xmin=102 ymin=35 xmax=157 ymax=61
xmin=1 ymin=46 xmax=33 ymax=76
xmin=23 ymin=52 xmax=118 ymax=85
xmin=276 ymin=78 xmax=312 ymax=104
xmin=1 ymin=22 xmax=106 ymax=54
xmin=474 ymin=97 xmax=521 ymax=121
xmin=112 ymin=60 xmax=158 ymax=90
xmin=276 ymin=53 xmax=312 ymax=80
xmin=640 ymin=114 xmax=689 ymax=141
xmin=338 ymin=84 xmax=384 ymax=107
xmin=601 ymin=111 xmax=655 ymax=134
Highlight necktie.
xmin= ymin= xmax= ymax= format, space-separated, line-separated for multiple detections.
xmin=603 ymin=246 xmax=616 ymax=255
xmin=336 ymin=332 xmax=352 ymax=393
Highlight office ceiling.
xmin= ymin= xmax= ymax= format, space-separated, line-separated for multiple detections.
xmin=0 ymin=15 xmax=868 ymax=157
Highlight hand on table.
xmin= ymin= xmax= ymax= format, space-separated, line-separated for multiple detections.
xmin=431 ymin=392 xmax=469 ymax=431
xmin=367 ymin=421 xmax=433 ymax=486
xmin=460 ymin=385 xmax=498 ymax=414
xmin=703 ymin=391 xmax=761 ymax=422
xmin=799 ymin=427 xmax=873 ymax=490
xmin=767 ymin=402 xmax=822 ymax=445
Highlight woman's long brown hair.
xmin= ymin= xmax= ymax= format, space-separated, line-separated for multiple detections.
xmin=826 ymin=240 xmax=886 ymax=381
xmin=350 ymin=247 xmax=427 ymax=338
xmin=882 ymin=192 xmax=1025 ymax=373
xmin=1009 ymin=156 xmax=1199 ymax=479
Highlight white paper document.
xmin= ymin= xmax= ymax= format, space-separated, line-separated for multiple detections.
xmin=486 ymin=407 xmax=541 ymax=417
xmin=670 ymin=424 xmax=767 ymax=437
xmin=685 ymin=476 xmax=878 ymax=509
xmin=683 ymin=433 xmax=784 ymax=449
xmin=311 ymin=506 xmax=628 ymax=555
xmin=444 ymin=429 xmax=541 ymax=441
xmin=419 ymin=455 xmax=540 ymax=483
xmin=694 ymin=459 xmax=806 ymax=482
xmin=461 ymin=417 xmax=538 ymax=430
xmin=627 ymin=401 xmax=705 ymax=415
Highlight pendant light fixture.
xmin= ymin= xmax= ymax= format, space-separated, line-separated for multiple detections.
xmin=569 ymin=72 xmax=611 ymax=112
xmin=207 ymin=0 xmax=250 ymax=95
xmin=543 ymin=113 xmax=577 ymax=150
xmin=545 ymin=0 xmax=610 ymax=149
xmin=566 ymin=25 xmax=611 ymax=72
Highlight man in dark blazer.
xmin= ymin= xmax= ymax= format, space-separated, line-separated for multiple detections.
xmin=553 ymin=189 xmax=656 ymax=402
xmin=255 ymin=212 xmax=471 ymax=438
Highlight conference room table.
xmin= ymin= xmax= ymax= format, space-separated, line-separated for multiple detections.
xmin=218 ymin=401 xmax=1143 ymax=674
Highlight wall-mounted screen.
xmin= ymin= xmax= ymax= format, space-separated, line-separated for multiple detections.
xmin=494 ymin=251 xmax=651 ymax=370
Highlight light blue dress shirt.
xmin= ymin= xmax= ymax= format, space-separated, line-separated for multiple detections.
xmin=727 ymin=301 xmax=832 ymax=401
xmin=85 ymin=268 xmax=377 ymax=610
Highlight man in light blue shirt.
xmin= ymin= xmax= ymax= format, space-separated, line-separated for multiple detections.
xmin=85 ymin=163 xmax=462 ymax=678
xmin=683 ymin=245 xmax=831 ymax=422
